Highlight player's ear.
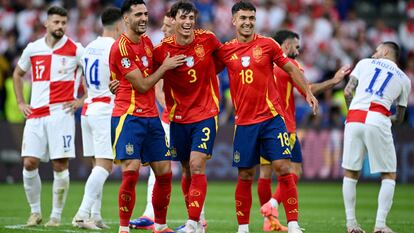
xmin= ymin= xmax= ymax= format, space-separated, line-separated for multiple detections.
xmin=231 ymin=15 xmax=237 ymax=26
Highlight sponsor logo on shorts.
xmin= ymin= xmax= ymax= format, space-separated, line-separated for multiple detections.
xmin=234 ymin=151 xmax=240 ymax=163
xmin=126 ymin=143 xmax=134 ymax=155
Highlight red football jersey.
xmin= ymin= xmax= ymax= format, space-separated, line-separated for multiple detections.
xmin=216 ymin=34 xmax=289 ymax=125
xmin=109 ymin=34 xmax=158 ymax=117
xmin=153 ymin=29 xmax=221 ymax=123
xmin=274 ymin=58 xmax=306 ymax=132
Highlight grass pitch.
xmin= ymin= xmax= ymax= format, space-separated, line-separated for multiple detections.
xmin=0 ymin=181 xmax=413 ymax=233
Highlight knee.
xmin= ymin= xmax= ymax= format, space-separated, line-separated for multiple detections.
xmin=259 ymin=165 xmax=273 ymax=179
xmin=23 ymin=157 xmax=39 ymax=171
xmin=52 ymin=159 xmax=69 ymax=172
xmin=189 ymin=160 xmax=203 ymax=174
xmin=238 ymin=169 xmax=255 ymax=180
xmin=273 ymin=160 xmax=291 ymax=176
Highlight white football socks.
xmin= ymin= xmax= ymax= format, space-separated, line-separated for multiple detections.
xmin=375 ymin=179 xmax=395 ymax=229
xmin=23 ymin=168 xmax=42 ymax=214
xmin=343 ymin=177 xmax=358 ymax=227
xmin=77 ymin=166 xmax=109 ymax=219
xmin=50 ymin=169 xmax=69 ymax=220
xmin=142 ymin=168 xmax=155 ymax=219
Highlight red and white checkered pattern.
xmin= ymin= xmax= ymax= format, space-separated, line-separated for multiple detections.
xmin=18 ymin=35 xmax=84 ymax=118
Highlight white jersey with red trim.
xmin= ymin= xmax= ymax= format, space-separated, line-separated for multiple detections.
xmin=80 ymin=36 xmax=115 ymax=116
xmin=17 ymin=35 xmax=84 ymax=118
xmin=347 ymin=58 xmax=411 ymax=129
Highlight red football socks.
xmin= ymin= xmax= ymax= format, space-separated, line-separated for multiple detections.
xmin=275 ymin=173 xmax=299 ymax=222
xmin=181 ymin=176 xmax=191 ymax=210
xmin=235 ymin=177 xmax=252 ymax=225
xmin=257 ymin=178 xmax=272 ymax=206
xmin=152 ymin=172 xmax=172 ymax=225
xmin=118 ymin=170 xmax=138 ymax=226
xmin=188 ymin=174 xmax=207 ymax=222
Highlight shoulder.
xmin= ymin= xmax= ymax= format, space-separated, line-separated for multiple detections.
xmin=194 ymin=29 xmax=216 ymax=37
xmin=222 ymin=38 xmax=238 ymax=47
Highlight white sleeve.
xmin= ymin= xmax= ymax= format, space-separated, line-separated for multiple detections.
xmin=17 ymin=43 xmax=33 ymax=72
xmin=76 ymin=42 xmax=85 ymax=66
xmin=349 ymin=59 xmax=366 ymax=81
xmin=397 ymin=78 xmax=411 ymax=107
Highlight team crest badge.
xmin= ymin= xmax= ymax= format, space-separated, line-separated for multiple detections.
xmin=141 ymin=56 xmax=148 ymax=67
xmin=233 ymin=151 xmax=241 ymax=163
xmin=195 ymin=44 xmax=205 ymax=59
xmin=145 ymin=46 xmax=152 ymax=57
xmin=125 ymin=143 xmax=134 ymax=155
xmin=121 ymin=57 xmax=131 ymax=68
xmin=170 ymin=147 xmax=177 ymax=158
xmin=186 ymin=56 xmax=194 ymax=67
xmin=253 ymin=46 xmax=262 ymax=60
xmin=241 ymin=56 xmax=250 ymax=67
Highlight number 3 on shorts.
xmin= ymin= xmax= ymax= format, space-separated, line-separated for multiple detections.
xmin=201 ymin=127 xmax=210 ymax=142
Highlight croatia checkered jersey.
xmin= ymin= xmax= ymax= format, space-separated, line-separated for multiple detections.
xmin=216 ymin=34 xmax=289 ymax=125
xmin=274 ymin=58 xmax=306 ymax=133
xmin=109 ymin=34 xmax=158 ymax=117
xmin=80 ymin=37 xmax=115 ymax=116
xmin=153 ymin=29 xmax=221 ymax=123
xmin=347 ymin=58 xmax=411 ymax=129
xmin=17 ymin=35 xmax=84 ymax=118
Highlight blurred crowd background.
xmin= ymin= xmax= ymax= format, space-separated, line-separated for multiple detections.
xmin=0 ymin=0 xmax=414 ymax=126
xmin=0 ymin=0 xmax=414 ymax=183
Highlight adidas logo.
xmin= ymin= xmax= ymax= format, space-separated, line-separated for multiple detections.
xmin=119 ymin=206 xmax=129 ymax=212
xmin=198 ymin=142 xmax=207 ymax=150
xmin=189 ymin=201 xmax=200 ymax=208
xmin=282 ymin=148 xmax=291 ymax=155
xmin=236 ymin=211 xmax=244 ymax=216
xmin=230 ymin=53 xmax=238 ymax=61
xmin=288 ymin=209 xmax=299 ymax=214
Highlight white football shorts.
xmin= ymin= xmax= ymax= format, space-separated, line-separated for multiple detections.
xmin=342 ymin=122 xmax=396 ymax=173
xmin=22 ymin=111 xmax=75 ymax=162
xmin=81 ymin=114 xmax=113 ymax=159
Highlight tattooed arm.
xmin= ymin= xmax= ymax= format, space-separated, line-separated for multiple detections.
xmin=344 ymin=76 xmax=358 ymax=109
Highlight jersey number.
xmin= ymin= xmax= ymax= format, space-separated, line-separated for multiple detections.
xmin=188 ymin=69 xmax=197 ymax=83
xmin=277 ymin=132 xmax=290 ymax=147
xmin=239 ymin=69 xmax=254 ymax=84
xmin=365 ymin=67 xmax=393 ymax=97
xmin=63 ymin=135 xmax=72 ymax=149
xmin=35 ymin=65 xmax=45 ymax=80
xmin=84 ymin=58 xmax=101 ymax=89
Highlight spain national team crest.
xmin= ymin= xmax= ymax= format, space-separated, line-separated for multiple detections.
xmin=141 ymin=56 xmax=148 ymax=67
xmin=194 ymin=44 xmax=205 ymax=59
xmin=145 ymin=46 xmax=152 ymax=58
xmin=253 ymin=46 xmax=263 ymax=60
xmin=125 ymin=143 xmax=134 ymax=155
xmin=233 ymin=151 xmax=241 ymax=163
xmin=241 ymin=56 xmax=250 ymax=67
xmin=186 ymin=56 xmax=194 ymax=67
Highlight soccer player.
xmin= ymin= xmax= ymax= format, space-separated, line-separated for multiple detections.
xmin=342 ymin=42 xmax=410 ymax=233
xmin=257 ymin=30 xmax=351 ymax=231
xmin=128 ymin=12 xmax=176 ymax=231
xmin=109 ymin=1 xmax=185 ymax=233
xmin=216 ymin=2 xmax=318 ymax=233
xmin=72 ymin=7 xmax=124 ymax=230
xmin=152 ymin=1 xmax=221 ymax=232
xmin=12 ymin=5 xmax=85 ymax=227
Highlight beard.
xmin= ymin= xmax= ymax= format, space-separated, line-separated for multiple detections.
xmin=132 ymin=21 xmax=147 ymax=35
xmin=51 ymin=29 xmax=64 ymax=39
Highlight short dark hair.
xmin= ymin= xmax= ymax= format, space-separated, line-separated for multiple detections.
xmin=382 ymin=41 xmax=400 ymax=60
xmin=273 ymin=30 xmax=300 ymax=45
xmin=169 ymin=1 xmax=198 ymax=19
xmin=101 ymin=7 xmax=122 ymax=26
xmin=121 ymin=0 xmax=146 ymax=15
xmin=231 ymin=1 xmax=256 ymax=15
xmin=47 ymin=6 xmax=67 ymax=17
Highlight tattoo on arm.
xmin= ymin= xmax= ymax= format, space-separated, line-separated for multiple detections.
xmin=344 ymin=76 xmax=358 ymax=109
xmin=391 ymin=106 xmax=406 ymax=125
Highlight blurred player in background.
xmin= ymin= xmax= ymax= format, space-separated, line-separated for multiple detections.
xmin=257 ymin=29 xmax=350 ymax=231
xmin=152 ymin=1 xmax=221 ymax=232
xmin=216 ymin=2 xmax=318 ymax=233
xmin=13 ymin=5 xmax=85 ymax=228
xmin=72 ymin=7 xmax=124 ymax=230
xmin=342 ymin=41 xmax=411 ymax=233
xmin=109 ymin=1 xmax=185 ymax=233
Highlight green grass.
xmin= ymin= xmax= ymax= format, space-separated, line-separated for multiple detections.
xmin=0 ymin=181 xmax=413 ymax=232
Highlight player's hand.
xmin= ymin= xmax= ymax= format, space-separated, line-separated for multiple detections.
xmin=332 ymin=65 xmax=351 ymax=84
xmin=18 ymin=102 xmax=32 ymax=118
xmin=109 ymin=79 xmax=120 ymax=94
xmin=63 ymin=99 xmax=83 ymax=113
xmin=306 ymin=92 xmax=319 ymax=115
xmin=161 ymin=52 xmax=186 ymax=71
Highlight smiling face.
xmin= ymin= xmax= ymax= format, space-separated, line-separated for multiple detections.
xmin=124 ymin=3 xmax=148 ymax=35
xmin=232 ymin=9 xmax=256 ymax=40
xmin=45 ymin=14 xmax=67 ymax=39
xmin=173 ymin=9 xmax=195 ymax=38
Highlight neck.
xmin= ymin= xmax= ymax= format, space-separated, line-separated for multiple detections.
xmin=237 ymin=33 xmax=254 ymax=43
xmin=176 ymin=32 xmax=194 ymax=46
xmin=102 ymin=29 xmax=117 ymax=40
xmin=125 ymin=29 xmax=142 ymax=43
xmin=45 ymin=34 xmax=62 ymax=48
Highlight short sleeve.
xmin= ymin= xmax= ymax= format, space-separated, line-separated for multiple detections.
xmin=349 ymin=59 xmax=366 ymax=81
xmin=17 ymin=42 xmax=33 ymax=72
xmin=113 ymin=43 xmax=139 ymax=77
xmin=397 ymin=78 xmax=411 ymax=107
xmin=75 ymin=42 xmax=85 ymax=65
xmin=270 ymin=38 xmax=289 ymax=68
